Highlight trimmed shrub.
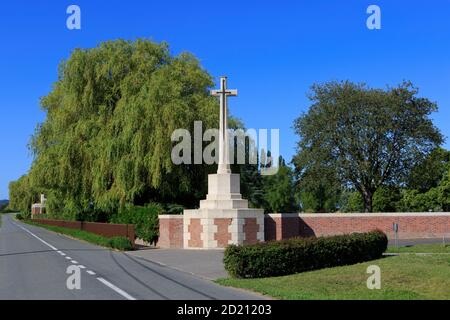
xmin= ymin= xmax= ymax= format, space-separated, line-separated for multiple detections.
xmin=224 ymin=230 xmax=388 ymax=278
xmin=111 ymin=203 xmax=162 ymax=245
xmin=108 ymin=236 xmax=133 ymax=251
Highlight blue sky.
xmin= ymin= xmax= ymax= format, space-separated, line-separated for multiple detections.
xmin=1 ymin=0 xmax=449 ymax=199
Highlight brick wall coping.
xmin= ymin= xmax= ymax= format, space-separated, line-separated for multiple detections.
xmin=159 ymin=214 xmax=184 ymax=219
xmin=266 ymin=212 xmax=450 ymax=218
xmin=265 ymin=213 xmax=299 ymax=218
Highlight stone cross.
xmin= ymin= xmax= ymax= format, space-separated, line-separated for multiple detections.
xmin=211 ymin=76 xmax=237 ymax=174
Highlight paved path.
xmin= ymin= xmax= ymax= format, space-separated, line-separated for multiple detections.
xmin=0 ymin=214 xmax=265 ymax=300
xmin=129 ymin=249 xmax=227 ymax=280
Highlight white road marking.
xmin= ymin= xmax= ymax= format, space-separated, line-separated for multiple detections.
xmin=57 ymin=251 xmax=66 ymax=256
xmin=71 ymin=260 xmax=78 ymax=264
xmin=97 ymin=277 xmax=136 ymax=300
xmin=78 ymin=265 xmax=86 ymax=269
xmin=13 ymin=223 xmax=58 ymax=251
xmin=13 ymin=219 xmax=136 ymax=301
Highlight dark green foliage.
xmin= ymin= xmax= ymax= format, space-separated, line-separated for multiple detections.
xmin=240 ymin=163 xmax=264 ymax=209
xmin=9 ymin=176 xmax=38 ymax=215
xmin=108 ymin=236 xmax=133 ymax=251
xmin=407 ymin=147 xmax=450 ymax=193
xmin=164 ymin=203 xmax=184 ymax=215
xmin=0 ymin=200 xmax=8 ymax=211
xmin=15 ymin=213 xmax=24 ymax=220
xmin=230 ymin=128 xmax=265 ymax=209
xmin=223 ymin=230 xmax=388 ymax=278
xmin=0 ymin=208 xmax=15 ymax=214
xmin=295 ymin=157 xmax=342 ymax=213
xmin=398 ymin=169 xmax=450 ymax=212
xmin=294 ymin=81 xmax=443 ymax=212
xmin=111 ymin=203 xmax=162 ymax=245
xmin=0 ymin=200 xmax=15 ymax=214
xmin=372 ymin=186 xmax=402 ymax=212
xmin=299 ymin=183 xmax=341 ymax=213
xmin=397 ymin=189 xmax=440 ymax=212
xmin=14 ymin=39 xmax=220 ymax=219
xmin=339 ymin=190 xmax=364 ymax=212
xmin=262 ymin=157 xmax=299 ymax=213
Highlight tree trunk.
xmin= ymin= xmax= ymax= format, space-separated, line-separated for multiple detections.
xmin=362 ymin=189 xmax=373 ymax=213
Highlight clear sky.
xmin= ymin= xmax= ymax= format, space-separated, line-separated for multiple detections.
xmin=1 ymin=0 xmax=449 ymax=199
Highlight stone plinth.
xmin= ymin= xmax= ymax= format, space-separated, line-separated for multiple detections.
xmin=200 ymin=174 xmax=249 ymax=209
xmin=183 ymin=173 xmax=264 ymax=249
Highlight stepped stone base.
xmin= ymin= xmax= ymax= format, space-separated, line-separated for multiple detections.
xmin=183 ymin=173 xmax=264 ymax=249
xmin=183 ymin=209 xmax=264 ymax=249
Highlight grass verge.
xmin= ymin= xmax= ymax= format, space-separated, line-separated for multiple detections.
xmin=386 ymin=243 xmax=450 ymax=254
xmin=21 ymin=219 xmax=133 ymax=251
xmin=216 ymin=254 xmax=450 ymax=300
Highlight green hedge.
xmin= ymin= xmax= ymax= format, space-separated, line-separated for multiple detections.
xmin=111 ymin=203 xmax=162 ymax=245
xmin=107 ymin=236 xmax=134 ymax=251
xmin=224 ymin=230 xmax=388 ymax=278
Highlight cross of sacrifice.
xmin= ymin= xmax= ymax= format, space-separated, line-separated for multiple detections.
xmin=210 ymin=76 xmax=238 ymax=174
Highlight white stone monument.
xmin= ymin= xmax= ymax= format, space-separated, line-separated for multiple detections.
xmin=183 ymin=76 xmax=265 ymax=249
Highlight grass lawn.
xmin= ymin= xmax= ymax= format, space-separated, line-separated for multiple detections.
xmin=21 ymin=219 xmax=133 ymax=251
xmin=217 ymin=254 xmax=450 ymax=300
xmin=386 ymin=243 xmax=450 ymax=254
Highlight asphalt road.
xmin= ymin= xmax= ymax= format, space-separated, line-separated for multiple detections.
xmin=0 ymin=214 xmax=264 ymax=300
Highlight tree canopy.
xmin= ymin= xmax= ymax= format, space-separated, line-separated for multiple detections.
xmin=293 ymin=81 xmax=443 ymax=212
xmin=18 ymin=39 xmax=221 ymax=220
xmin=262 ymin=157 xmax=299 ymax=213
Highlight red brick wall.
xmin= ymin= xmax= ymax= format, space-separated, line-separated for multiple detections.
xmin=188 ymin=218 xmax=203 ymax=248
xmin=156 ymin=215 xmax=183 ymax=248
xmin=265 ymin=214 xmax=299 ymax=241
xmin=265 ymin=213 xmax=450 ymax=240
xmin=214 ymin=218 xmax=232 ymax=248
xmin=243 ymin=217 xmax=259 ymax=244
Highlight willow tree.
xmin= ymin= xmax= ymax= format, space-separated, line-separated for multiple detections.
xmin=29 ymin=39 xmax=219 ymax=219
xmin=294 ymin=81 xmax=443 ymax=213
xmin=9 ymin=175 xmax=38 ymax=215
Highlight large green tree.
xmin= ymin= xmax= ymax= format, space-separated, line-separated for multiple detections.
xmin=27 ymin=39 xmax=220 ymax=220
xmin=293 ymin=81 xmax=443 ymax=212
xmin=262 ymin=157 xmax=299 ymax=213
xmin=295 ymin=163 xmax=341 ymax=213
xmin=406 ymin=147 xmax=450 ymax=192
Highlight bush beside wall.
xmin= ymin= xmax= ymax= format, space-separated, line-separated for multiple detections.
xmin=111 ymin=203 xmax=162 ymax=245
xmin=224 ymin=230 xmax=388 ymax=278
